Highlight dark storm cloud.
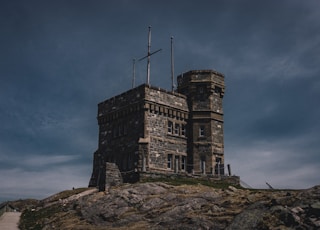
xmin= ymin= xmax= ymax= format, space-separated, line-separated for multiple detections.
xmin=1 ymin=0 xmax=319 ymax=200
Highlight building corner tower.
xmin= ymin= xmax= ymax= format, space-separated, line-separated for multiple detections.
xmin=177 ymin=70 xmax=225 ymax=175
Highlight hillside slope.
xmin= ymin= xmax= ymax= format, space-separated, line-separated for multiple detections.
xmin=19 ymin=182 xmax=320 ymax=229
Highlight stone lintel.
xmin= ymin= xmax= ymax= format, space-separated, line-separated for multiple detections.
xmin=138 ymin=137 xmax=150 ymax=144
xmin=191 ymin=112 xmax=224 ymax=122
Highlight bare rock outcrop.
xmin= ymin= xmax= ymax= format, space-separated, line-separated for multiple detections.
xmin=19 ymin=183 xmax=320 ymax=229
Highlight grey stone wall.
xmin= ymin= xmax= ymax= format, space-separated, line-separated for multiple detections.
xmin=91 ymin=84 xmax=190 ymax=184
xmin=145 ymin=86 xmax=187 ymax=111
xmin=146 ymin=112 xmax=187 ymax=171
xmin=94 ymin=85 xmax=146 ymax=183
xmin=144 ymin=86 xmax=188 ymax=174
xmin=89 ymin=69 xmax=227 ymax=188
xmin=211 ymin=120 xmax=224 ymax=155
xmin=97 ymin=85 xmax=146 ymax=116
xmin=105 ymin=162 xmax=123 ymax=187
xmin=177 ymin=70 xmax=225 ymax=175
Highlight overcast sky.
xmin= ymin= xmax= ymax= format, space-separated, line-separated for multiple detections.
xmin=1 ymin=0 xmax=319 ymax=201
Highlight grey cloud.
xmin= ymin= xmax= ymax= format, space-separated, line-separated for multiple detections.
xmin=1 ymin=0 xmax=319 ymax=199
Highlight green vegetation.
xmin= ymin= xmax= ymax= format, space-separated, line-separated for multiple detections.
xmin=19 ymin=204 xmax=64 ymax=230
xmin=44 ymin=187 xmax=89 ymax=203
xmin=19 ymin=187 xmax=90 ymax=230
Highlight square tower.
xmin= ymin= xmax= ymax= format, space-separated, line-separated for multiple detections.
xmin=89 ymin=84 xmax=189 ymax=189
xmin=177 ymin=70 xmax=225 ymax=175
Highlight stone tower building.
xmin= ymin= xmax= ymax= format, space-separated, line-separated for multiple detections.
xmin=177 ymin=70 xmax=225 ymax=175
xmin=89 ymin=70 xmax=225 ymax=190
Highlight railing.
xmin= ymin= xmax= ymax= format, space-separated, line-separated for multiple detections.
xmin=0 ymin=203 xmax=16 ymax=217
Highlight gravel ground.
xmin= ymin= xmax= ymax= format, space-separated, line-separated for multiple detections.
xmin=0 ymin=212 xmax=21 ymax=230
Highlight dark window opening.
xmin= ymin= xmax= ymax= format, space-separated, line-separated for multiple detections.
xmin=167 ymin=154 xmax=173 ymax=169
xmin=118 ymin=124 xmax=123 ymax=136
xmin=215 ymin=86 xmax=221 ymax=94
xmin=199 ymin=126 xmax=205 ymax=137
xmin=181 ymin=156 xmax=186 ymax=170
xmin=113 ymin=126 xmax=118 ymax=137
xmin=181 ymin=125 xmax=186 ymax=136
xmin=168 ymin=121 xmax=173 ymax=134
xmin=174 ymin=123 xmax=180 ymax=135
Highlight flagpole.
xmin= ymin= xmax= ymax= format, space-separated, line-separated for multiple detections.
xmin=132 ymin=59 xmax=136 ymax=88
xmin=171 ymin=36 xmax=175 ymax=92
xmin=147 ymin=26 xmax=151 ymax=85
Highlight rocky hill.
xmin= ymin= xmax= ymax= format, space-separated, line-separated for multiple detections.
xmin=19 ymin=180 xmax=320 ymax=229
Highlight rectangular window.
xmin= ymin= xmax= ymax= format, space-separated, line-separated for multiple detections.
xmin=198 ymin=85 xmax=206 ymax=101
xmin=113 ymin=126 xmax=118 ymax=138
xmin=175 ymin=156 xmax=179 ymax=173
xmin=118 ymin=124 xmax=122 ymax=136
xmin=215 ymin=157 xmax=222 ymax=175
xmin=199 ymin=87 xmax=204 ymax=94
xmin=174 ymin=123 xmax=180 ymax=135
xmin=200 ymin=159 xmax=206 ymax=174
xmin=181 ymin=156 xmax=186 ymax=171
xmin=167 ymin=121 xmax=173 ymax=134
xmin=199 ymin=125 xmax=205 ymax=137
xmin=181 ymin=124 xmax=186 ymax=136
xmin=167 ymin=154 xmax=173 ymax=169
xmin=123 ymin=124 xmax=127 ymax=135
xmin=214 ymin=86 xmax=221 ymax=94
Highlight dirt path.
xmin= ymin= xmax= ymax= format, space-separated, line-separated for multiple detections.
xmin=0 ymin=212 xmax=21 ymax=230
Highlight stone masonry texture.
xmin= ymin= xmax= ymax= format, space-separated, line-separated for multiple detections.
xmin=89 ymin=70 xmax=226 ymax=190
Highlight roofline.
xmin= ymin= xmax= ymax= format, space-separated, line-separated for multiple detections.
xmin=179 ymin=69 xmax=225 ymax=78
xmin=99 ymin=83 xmax=186 ymax=106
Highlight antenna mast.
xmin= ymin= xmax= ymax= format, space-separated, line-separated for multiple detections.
xmin=132 ymin=59 xmax=136 ymax=88
xmin=138 ymin=26 xmax=162 ymax=85
xmin=171 ymin=36 xmax=175 ymax=92
xmin=147 ymin=26 xmax=151 ymax=84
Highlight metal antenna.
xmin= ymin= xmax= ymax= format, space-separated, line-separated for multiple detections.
xmin=132 ymin=59 xmax=136 ymax=88
xmin=266 ymin=182 xmax=274 ymax=189
xmin=138 ymin=26 xmax=162 ymax=85
xmin=147 ymin=26 xmax=151 ymax=84
xmin=171 ymin=36 xmax=175 ymax=92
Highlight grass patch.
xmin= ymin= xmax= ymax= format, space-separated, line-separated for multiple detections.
xmin=19 ymin=187 xmax=92 ymax=230
xmin=43 ymin=187 xmax=90 ymax=203
xmin=19 ymin=204 xmax=64 ymax=230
